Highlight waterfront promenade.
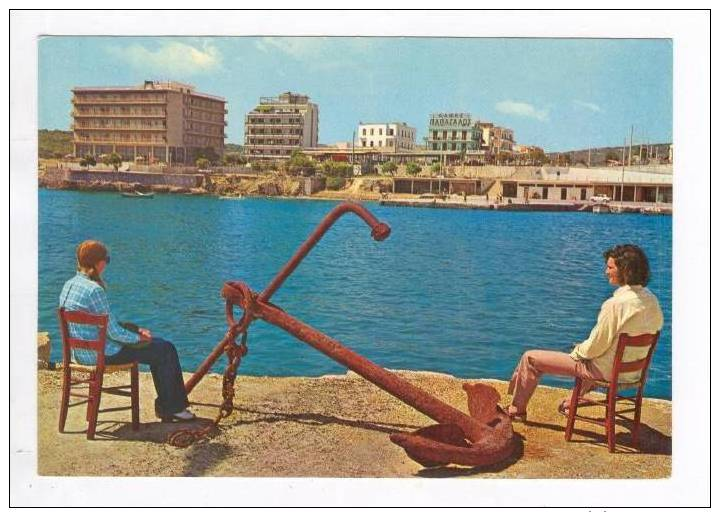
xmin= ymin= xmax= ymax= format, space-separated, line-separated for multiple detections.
xmin=37 ymin=367 xmax=671 ymax=477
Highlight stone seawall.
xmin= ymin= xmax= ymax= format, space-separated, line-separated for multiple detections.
xmin=65 ymin=169 xmax=204 ymax=188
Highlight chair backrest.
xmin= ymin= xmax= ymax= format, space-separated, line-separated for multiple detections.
xmin=608 ymin=332 xmax=660 ymax=390
xmin=57 ymin=308 xmax=109 ymax=369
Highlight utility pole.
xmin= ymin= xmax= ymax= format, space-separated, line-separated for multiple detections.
xmin=351 ymin=129 xmax=355 ymax=165
xmin=628 ymin=125 xmax=634 ymax=167
xmin=619 ymin=138 xmax=626 ymax=211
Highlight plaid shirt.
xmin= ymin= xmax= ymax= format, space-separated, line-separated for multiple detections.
xmin=59 ymin=272 xmax=140 ymax=364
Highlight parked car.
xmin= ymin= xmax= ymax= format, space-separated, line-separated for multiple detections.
xmin=590 ymin=194 xmax=611 ymax=203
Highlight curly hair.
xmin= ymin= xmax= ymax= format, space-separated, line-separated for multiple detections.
xmin=603 ymin=244 xmax=650 ymax=286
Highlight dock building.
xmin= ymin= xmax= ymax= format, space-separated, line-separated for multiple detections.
xmin=72 ymin=80 xmax=226 ymax=164
xmin=244 ymin=92 xmax=319 ymax=158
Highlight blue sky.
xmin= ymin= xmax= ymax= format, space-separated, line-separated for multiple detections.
xmin=38 ymin=36 xmax=672 ymax=152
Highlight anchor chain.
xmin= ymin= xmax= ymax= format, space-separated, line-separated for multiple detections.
xmin=168 ymin=331 xmax=249 ymax=448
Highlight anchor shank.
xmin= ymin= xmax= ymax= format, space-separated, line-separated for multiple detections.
xmin=255 ymin=300 xmax=485 ymax=441
xmin=259 ymin=202 xmax=390 ymax=303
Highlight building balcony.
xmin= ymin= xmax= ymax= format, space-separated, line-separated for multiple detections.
xmin=74 ymin=137 xmax=167 ymax=145
xmin=186 ymin=118 xmax=226 ymax=127
xmin=72 ymin=125 xmax=167 ymax=132
xmin=246 ymin=112 xmax=304 ymax=119
xmin=187 ymin=103 xmax=226 ymax=116
xmin=73 ymin=111 xmax=167 ymax=118
xmin=245 ymin=123 xmax=303 ymax=130
xmin=185 ymin=129 xmax=225 ymax=138
xmin=72 ymin=98 xmax=167 ymax=105
xmin=244 ymin=142 xmax=303 ymax=149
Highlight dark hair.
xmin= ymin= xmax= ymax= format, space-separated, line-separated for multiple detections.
xmin=603 ymin=244 xmax=650 ymax=286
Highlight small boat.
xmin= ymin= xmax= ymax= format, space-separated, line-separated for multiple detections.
xmin=219 ymin=194 xmax=244 ymax=200
xmin=592 ymin=204 xmax=611 ymax=214
xmin=121 ymin=191 xmax=155 ymax=199
xmin=641 ymin=206 xmax=665 ymax=215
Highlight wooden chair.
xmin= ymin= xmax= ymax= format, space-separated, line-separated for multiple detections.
xmin=564 ymin=332 xmax=660 ymax=452
xmin=57 ymin=308 xmax=139 ymax=439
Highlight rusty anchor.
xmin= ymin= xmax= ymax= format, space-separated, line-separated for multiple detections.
xmin=183 ymin=201 xmax=516 ymax=467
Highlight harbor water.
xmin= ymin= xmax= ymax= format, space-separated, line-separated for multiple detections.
xmin=38 ymin=190 xmax=672 ymax=398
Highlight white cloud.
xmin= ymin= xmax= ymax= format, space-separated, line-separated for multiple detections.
xmin=106 ymin=41 xmax=222 ymax=75
xmin=254 ymin=37 xmax=326 ymax=58
xmin=573 ymin=99 xmax=602 ymax=113
xmin=495 ymin=100 xmax=549 ymax=121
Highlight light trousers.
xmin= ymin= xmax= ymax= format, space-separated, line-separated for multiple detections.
xmin=507 ymin=349 xmax=605 ymax=413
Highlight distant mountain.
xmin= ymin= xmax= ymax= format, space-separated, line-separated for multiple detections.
xmin=38 ymin=129 xmax=73 ymax=159
xmin=546 ymin=143 xmax=672 ymax=166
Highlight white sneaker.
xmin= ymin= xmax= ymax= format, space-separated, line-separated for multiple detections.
xmin=159 ymin=409 xmax=196 ymax=422
xmin=172 ymin=409 xmax=196 ymax=421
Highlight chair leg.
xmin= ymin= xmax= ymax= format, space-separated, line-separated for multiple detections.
xmin=86 ymin=372 xmax=95 ymax=422
xmin=606 ymin=392 xmax=617 ymax=453
xmin=564 ymin=378 xmax=582 ymax=442
xmin=632 ymin=390 xmax=644 ymax=447
xmin=58 ymin=366 xmax=71 ymax=433
xmin=86 ymin=375 xmax=104 ymax=440
xmin=130 ymin=365 xmax=140 ymax=431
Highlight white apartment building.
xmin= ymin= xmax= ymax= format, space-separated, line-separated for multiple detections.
xmin=357 ymin=122 xmax=416 ymax=152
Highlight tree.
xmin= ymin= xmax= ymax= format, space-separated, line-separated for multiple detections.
xmin=287 ymin=150 xmax=317 ymax=177
xmin=380 ymin=161 xmax=398 ymax=176
xmin=528 ymin=149 xmax=546 ymax=166
xmin=606 ymin=151 xmax=620 ymax=164
xmin=102 ymin=152 xmax=123 ymax=171
xmin=80 ymin=153 xmax=96 ymax=169
xmin=196 ymin=157 xmax=210 ymax=170
xmin=406 ymin=162 xmax=422 ymax=176
xmin=321 ymin=161 xmax=352 ymax=178
xmin=223 ymin=152 xmax=246 ymax=166
xmin=191 ymin=146 xmax=219 ymax=164
xmin=325 ymin=177 xmax=346 ymax=190
xmin=430 ymin=162 xmax=442 ymax=174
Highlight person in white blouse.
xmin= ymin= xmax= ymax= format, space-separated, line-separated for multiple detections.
xmin=505 ymin=244 xmax=664 ymax=421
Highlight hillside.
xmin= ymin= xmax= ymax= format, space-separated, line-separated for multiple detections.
xmin=38 ymin=129 xmax=72 ymax=159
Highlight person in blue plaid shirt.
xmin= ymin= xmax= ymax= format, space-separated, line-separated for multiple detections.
xmin=59 ymin=240 xmax=195 ymax=422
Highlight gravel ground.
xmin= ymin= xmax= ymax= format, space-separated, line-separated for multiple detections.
xmin=37 ymin=369 xmax=671 ymax=478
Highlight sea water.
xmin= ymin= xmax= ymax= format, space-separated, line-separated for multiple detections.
xmin=38 ymin=189 xmax=672 ymax=398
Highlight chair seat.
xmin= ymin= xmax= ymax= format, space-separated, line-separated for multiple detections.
xmin=69 ymin=362 xmax=136 ymax=373
xmin=586 ymin=379 xmax=642 ymax=392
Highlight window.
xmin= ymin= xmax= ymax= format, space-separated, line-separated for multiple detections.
xmin=362 ymin=128 xmax=366 ymax=135
xmin=379 ymin=141 xmax=383 ymax=147
xmin=370 ymin=141 xmax=374 ymax=147
xmin=388 ymin=128 xmax=394 ymax=136
xmin=379 ymin=129 xmax=383 ymax=136
xmin=370 ymin=128 xmax=374 ymax=135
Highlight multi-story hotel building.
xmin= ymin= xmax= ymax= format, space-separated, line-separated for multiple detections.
xmin=425 ymin=113 xmax=480 ymax=152
xmin=72 ymin=80 xmax=226 ymax=164
xmin=244 ymin=92 xmax=319 ymax=158
xmin=490 ymin=126 xmax=515 ymax=154
xmin=357 ymin=122 xmax=416 ymax=151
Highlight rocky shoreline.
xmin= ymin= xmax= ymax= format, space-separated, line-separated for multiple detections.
xmin=37 ymin=367 xmax=671 ymax=478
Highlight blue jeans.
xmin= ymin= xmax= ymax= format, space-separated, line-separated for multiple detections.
xmin=106 ymin=338 xmax=189 ymax=417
